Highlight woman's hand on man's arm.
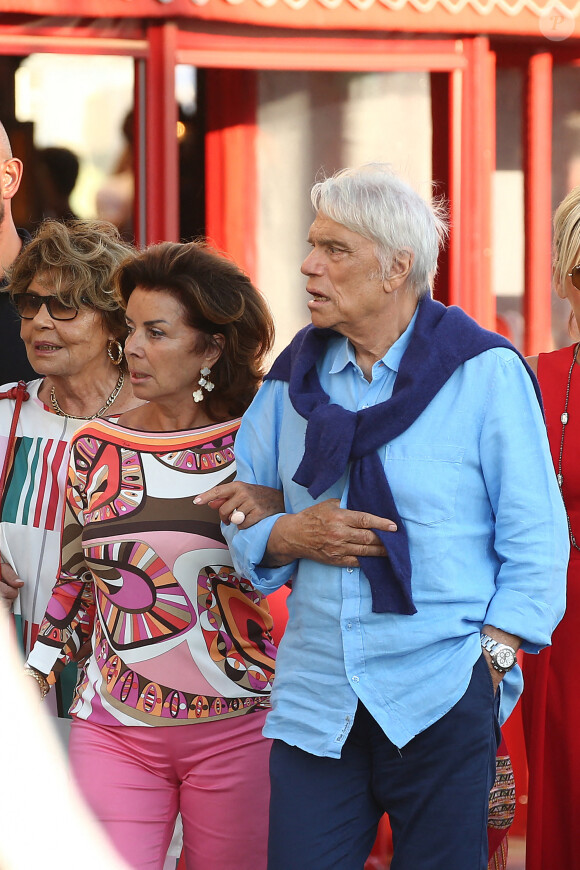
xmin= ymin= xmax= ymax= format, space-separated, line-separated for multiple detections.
xmin=196 ymin=485 xmax=398 ymax=569
xmin=194 ymin=482 xmax=285 ymax=529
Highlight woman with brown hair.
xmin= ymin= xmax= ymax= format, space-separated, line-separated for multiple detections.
xmin=0 ymin=219 xmax=138 ymax=730
xmin=26 ymin=240 xmax=278 ymax=870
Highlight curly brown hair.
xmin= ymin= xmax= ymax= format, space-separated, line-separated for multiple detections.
xmin=8 ymin=219 xmax=135 ymax=349
xmin=114 ymin=241 xmax=275 ymax=421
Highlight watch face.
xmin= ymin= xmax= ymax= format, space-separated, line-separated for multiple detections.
xmin=495 ymin=647 xmax=516 ymax=669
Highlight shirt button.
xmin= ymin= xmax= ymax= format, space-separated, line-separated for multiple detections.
xmin=346 ymin=622 xmax=353 ymax=630
xmin=346 ymin=567 xmax=354 ymax=574
xmin=351 ymin=675 xmax=360 ymax=683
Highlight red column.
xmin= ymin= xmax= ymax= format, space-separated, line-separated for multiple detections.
xmin=133 ymin=58 xmax=147 ymax=249
xmin=205 ymin=69 xmax=257 ymax=279
xmin=145 ymin=22 xmax=179 ymax=245
xmin=431 ymin=68 xmax=463 ymax=307
xmin=523 ymin=52 xmax=553 ymax=356
xmin=459 ymin=37 xmax=496 ymax=328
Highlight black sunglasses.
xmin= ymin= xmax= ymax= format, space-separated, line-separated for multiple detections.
xmin=568 ymin=265 xmax=580 ymax=291
xmin=13 ymin=293 xmax=81 ymax=321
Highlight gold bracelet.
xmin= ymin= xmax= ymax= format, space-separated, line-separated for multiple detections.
xmin=23 ymin=666 xmax=50 ymax=699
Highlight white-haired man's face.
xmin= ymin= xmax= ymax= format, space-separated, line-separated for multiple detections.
xmin=301 ymin=212 xmax=394 ymax=341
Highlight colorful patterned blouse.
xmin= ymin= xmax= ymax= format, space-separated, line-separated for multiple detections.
xmin=28 ymin=417 xmax=277 ymax=727
xmin=0 ymin=378 xmax=84 ymax=719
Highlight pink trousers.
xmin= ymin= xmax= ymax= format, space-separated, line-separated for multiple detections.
xmin=69 ymin=711 xmax=271 ymax=870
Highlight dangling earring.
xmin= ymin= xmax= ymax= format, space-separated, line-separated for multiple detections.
xmin=107 ymin=339 xmax=124 ymax=366
xmin=193 ymin=366 xmax=215 ymax=403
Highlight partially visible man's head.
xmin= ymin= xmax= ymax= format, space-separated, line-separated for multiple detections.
xmin=310 ymin=164 xmax=448 ymax=297
xmin=0 ymin=122 xmax=10 ymax=227
xmin=0 ymin=121 xmax=23 ymax=229
xmin=0 ymin=121 xmax=11 ymax=162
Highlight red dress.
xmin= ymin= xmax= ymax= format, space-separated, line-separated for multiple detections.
xmin=522 ymin=344 xmax=580 ymax=870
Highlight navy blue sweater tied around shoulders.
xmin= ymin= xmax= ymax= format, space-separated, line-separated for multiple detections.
xmin=265 ymin=294 xmax=541 ymax=615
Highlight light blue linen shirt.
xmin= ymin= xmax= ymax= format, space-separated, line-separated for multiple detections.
xmin=224 ymin=315 xmax=568 ymax=753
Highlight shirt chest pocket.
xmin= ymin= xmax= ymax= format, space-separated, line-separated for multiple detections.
xmin=385 ymin=444 xmax=465 ymax=526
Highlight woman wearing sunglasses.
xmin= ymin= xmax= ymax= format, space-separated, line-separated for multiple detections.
xmin=521 ymin=187 xmax=580 ymax=870
xmin=0 ymin=219 xmax=139 ymax=736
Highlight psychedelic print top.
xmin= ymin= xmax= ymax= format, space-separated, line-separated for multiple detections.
xmin=28 ymin=417 xmax=277 ymax=727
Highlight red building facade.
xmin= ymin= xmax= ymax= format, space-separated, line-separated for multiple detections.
xmin=1 ymin=0 xmax=577 ymax=353
xmin=1 ymin=0 xmax=579 ymax=844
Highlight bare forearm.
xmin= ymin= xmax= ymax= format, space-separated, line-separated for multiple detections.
xmin=263 ymin=514 xmax=306 ymax=567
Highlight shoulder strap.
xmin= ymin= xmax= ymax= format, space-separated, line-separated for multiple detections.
xmin=0 ymin=380 xmax=30 ymax=491
xmin=0 ymin=382 xmax=30 ymax=581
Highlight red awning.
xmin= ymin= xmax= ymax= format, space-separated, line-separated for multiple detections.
xmin=0 ymin=0 xmax=578 ymax=36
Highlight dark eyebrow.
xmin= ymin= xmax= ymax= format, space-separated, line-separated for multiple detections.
xmin=125 ymin=316 xmax=170 ymax=326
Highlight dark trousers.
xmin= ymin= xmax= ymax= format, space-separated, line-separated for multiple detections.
xmin=268 ymin=654 xmax=500 ymax=870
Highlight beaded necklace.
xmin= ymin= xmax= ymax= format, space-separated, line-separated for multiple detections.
xmin=557 ymin=342 xmax=580 ymax=551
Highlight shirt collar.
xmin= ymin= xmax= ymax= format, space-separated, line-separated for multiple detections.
xmin=328 ymin=307 xmax=419 ymax=376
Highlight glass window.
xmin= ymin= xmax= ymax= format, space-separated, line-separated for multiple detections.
xmin=15 ymin=54 xmax=134 ymax=234
xmin=256 ymin=70 xmax=432 ymax=353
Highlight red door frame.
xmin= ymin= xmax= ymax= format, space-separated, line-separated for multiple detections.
xmin=0 ymin=23 xmax=549 ymax=334
xmin=431 ymin=67 xmax=462 ymax=308
xmin=144 ymin=23 xmax=180 ymax=246
xmin=0 ymin=26 xmax=155 ymax=243
xmin=459 ymin=37 xmax=496 ymax=329
xmin=431 ymin=39 xmax=495 ymax=328
xmin=176 ymin=31 xmax=480 ymax=309
xmin=0 ymin=23 xmax=177 ymax=249
xmin=524 ymin=51 xmax=553 ymax=357
xmin=0 ymin=25 xmax=494 ymax=323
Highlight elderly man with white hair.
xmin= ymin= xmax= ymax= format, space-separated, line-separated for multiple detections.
xmin=201 ymin=163 xmax=568 ymax=870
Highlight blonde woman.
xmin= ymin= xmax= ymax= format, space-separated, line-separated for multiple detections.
xmin=522 ymin=187 xmax=580 ymax=870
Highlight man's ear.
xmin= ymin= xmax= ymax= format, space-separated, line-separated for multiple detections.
xmin=1 ymin=157 xmax=23 ymax=201
xmin=384 ymin=249 xmax=413 ymax=292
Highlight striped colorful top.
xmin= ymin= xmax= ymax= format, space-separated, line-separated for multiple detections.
xmin=28 ymin=416 xmax=277 ymax=726
xmin=0 ymin=379 xmax=84 ymax=718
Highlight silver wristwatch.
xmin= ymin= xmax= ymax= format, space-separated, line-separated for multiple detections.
xmin=480 ymin=634 xmax=517 ymax=673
